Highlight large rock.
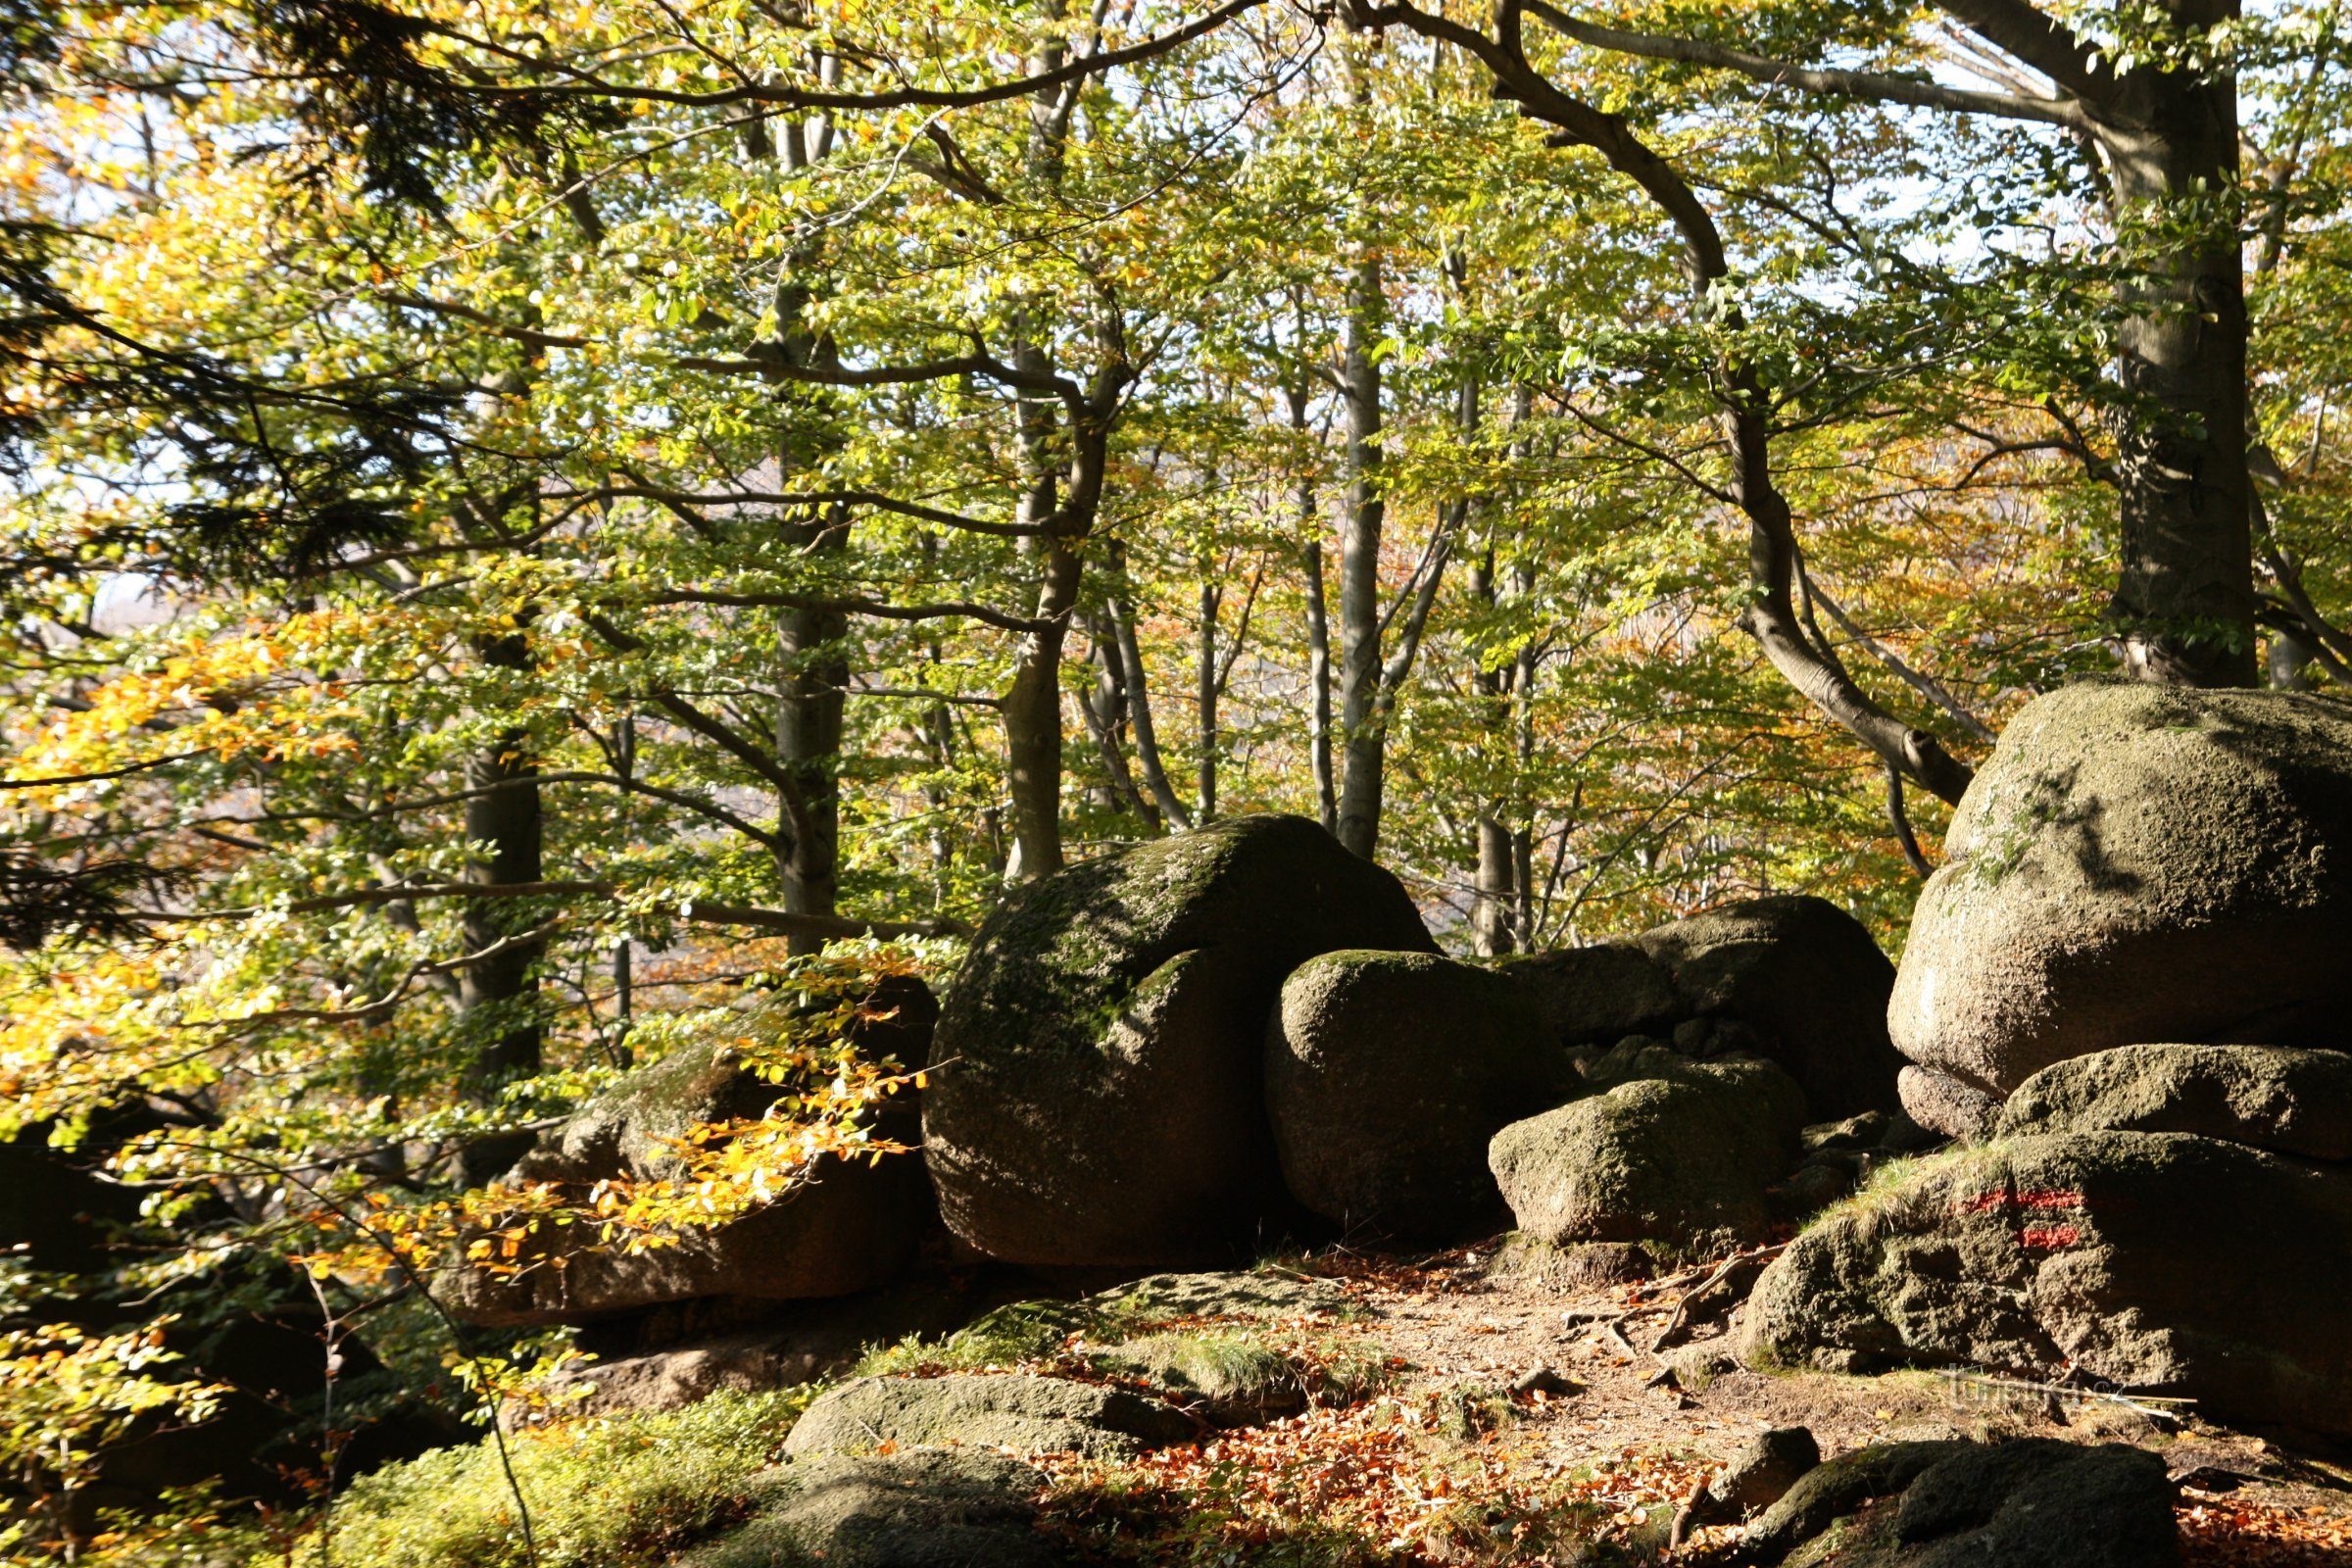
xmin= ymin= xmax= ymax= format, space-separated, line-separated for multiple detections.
xmin=1498 ymin=943 xmax=1686 ymax=1048
xmin=0 ymin=1140 xmax=143 ymax=1276
xmin=1638 ymin=895 xmax=1903 ymax=1119
xmin=1265 ymin=952 xmax=1571 ymax=1240
xmin=924 ymin=815 xmax=1434 ymax=1266
xmin=689 ymin=1448 xmax=1068 ymax=1568
xmin=1488 ymin=1047 xmax=1807 ymax=1257
xmin=1750 ymin=1439 xmax=2176 ymax=1567
xmin=1891 ymin=682 xmax=2352 ymax=1109
xmin=784 ymin=1373 xmax=1196 ymax=1460
xmin=1738 ymin=1130 xmax=2352 ymax=1435
xmin=1998 ymin=1042 xmax=2352 ymax=1161
xmin=445 ymin=980 xmax=939 ymax=1326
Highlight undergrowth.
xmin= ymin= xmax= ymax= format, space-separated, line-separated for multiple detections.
xmin=245 ymin=1388 xmax=813 ymax=1568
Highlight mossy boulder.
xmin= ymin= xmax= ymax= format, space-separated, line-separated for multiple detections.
xmin=1638 ymin=895 xmax=1903 ymax=1120
xmin=784 ymin=1373 xmax=1196 ymax=1461
xmin=1090 ymin=1267 xmax=1356 ymax=1323
xmin=1890 ymin=682 xmax=2352 ymax=1123
xmin=924 ymin=815 xmax=1434 ymax=1266
xmin=1997 ymin=1042 xmax=2352 ymax=1160
xmin=1738 ymin=1130 xmax=2352 ymax=1435
xmin=1265 ymin=951 xmax=1571 ymax=1241
xmin=1487 ymin=1047 xmax=1807 ymax=1256
xmin=1091 ymin=1334 xmax=1307 ymax=1424
xmin=687 ymin=1447 xmax=1068 ymax=1568
xmin=444 ymin=981 xmax=939 ymax=1326
xmin=1752 ymin=1439 xmax=2175 ymax=1568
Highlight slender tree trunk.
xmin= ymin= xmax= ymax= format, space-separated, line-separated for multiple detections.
xmin=1102 ymin=544 xmax=1192 ymax=831
xmin=1469 ymin=549 xmax=1515 ymax=956
xmin=611 ymin=710 xmax=635 ymax=1067
xmin=764 ymin=113 xmax=849 ymax=922
xmin=457 ymin=628 xmax=543 ymax=1184
xmin=1286 ymin=379 xmax=1338 ymax=834
xmin=773 ymin=517 xmax=846 ymax=923
xmin=1003 ymin=6 xmax=1082 ymax=879
xmin=1197 ymin=577 xmax=1221 ymax=823
xmin=1004 ymin=528 xmax=1078 ymax=879
xmin=1333 ymin=255 xmax=1387 ymax=858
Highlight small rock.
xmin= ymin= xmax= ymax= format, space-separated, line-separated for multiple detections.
xmin=1511 ymin=1366 xmax=1578 ymax=1399
xmin=1896 ymin=1063 xmax=2003 ymax=1142
xmin=1090 ymin=1335 xmax=1304 ymax=1425
xmin=1662 ymin=1342 xmax=1738 ymax=1392
xmin=1748 ymin=1438 xmax=2177 ymax=1568
xmin=1801 ymin=1113 xmax=1890 ymax=1155
xmin=1702 ymin=1426 xmax=1821 ymax=1522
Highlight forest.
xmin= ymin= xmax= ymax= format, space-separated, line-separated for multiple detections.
xmin=6 ymin=1 xmax=2352 ymax=1564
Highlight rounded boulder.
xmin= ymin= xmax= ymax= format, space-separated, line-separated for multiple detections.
xmin=1488 ymin=1048 xmax=1807 ymax=1258
xmin=923 ymin=814 xmax=1435 ymax=1267
xmin=1266 ymin=951 xmax=1572 ymax=1241
xmin=1891 ymin=682 xmax=2352 ymax=1102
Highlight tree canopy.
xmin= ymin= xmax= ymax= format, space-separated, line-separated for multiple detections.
xmin=4 ymin=0 xmax=2350 ymax=1556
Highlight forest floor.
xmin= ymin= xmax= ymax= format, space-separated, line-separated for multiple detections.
xmin=1021 ymin=1243 xmax=2352 ymax=1566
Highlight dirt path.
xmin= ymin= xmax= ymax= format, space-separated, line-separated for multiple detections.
xmin=1035 ymin=1244 xmax=2352 ymax=1565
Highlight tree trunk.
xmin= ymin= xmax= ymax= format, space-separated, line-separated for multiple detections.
xmin=773 ymin=521 xmax=846 ymax=924
xmin=1286 ymin=381 xmax=1338 ymax=835
xmin=456 ymin=628 xmax=543 ymax=1184
xmin=2093 ymin=69 xmax=2257 ymax=686
xmin=1469 ymin=548 xmax=1515 ymax=956
xmin=1004 ymin=532 xmax=1078 ymax=879
xmin=1197 ymin=577 xmax=1221 ymax=823
xmin=1333 ymin=247 xmax=1387 ymax=859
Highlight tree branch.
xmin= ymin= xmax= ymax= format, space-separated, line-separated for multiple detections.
xmin=1932 ymin=0 xmax=2109 ymax=104
xmin=143 ymin=880 xmax=959 ymax=940
xmin=1522 ymin=1 xmax=2086 ymax=128
xmin=432 ymin=0 xmax=1264 ymax=114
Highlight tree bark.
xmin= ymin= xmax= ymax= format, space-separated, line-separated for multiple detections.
xmin=1333 ymin=92 xmax=1389 ymax=859
xmin=1197 ymin=576 xmax=1221 ymax=823
xmin=456 ymin=627 xmax=544 ymax=1184
xmin=1286 ymin=381 xmax=1339 ymax=834
xmin=2091 ymin=56 xmax=2257 ymax=685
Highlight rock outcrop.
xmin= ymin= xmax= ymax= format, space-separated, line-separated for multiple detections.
xmin=1638 ymin=895 xmax=1905 ymax=1120
xmin=923 ymin=814 xmax=1435 ymax=1266
xmin=785 ymin=1373 xmax=1197 ymax=1460
xmin=1488 ymin=1045 xmax=1807 ymax=1258
xmin=1738 ymin=1130 xmax=2352 ymax=1436
xmin=1996 ymin=1042 xmax=2352 ymax=1160
xmin=1747 ymin=1439 xmax=2177 ymax=1567
xmin=688 ymin=1448 xmax=1069 ymax=1568
xmin=1890 ymin=682 xmax=2352 ymax=1127
xmin=444 ymin=979 xmax=939 ymax=1326
xmin=1265 ymin=951 xmax=1569 ymax=1241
